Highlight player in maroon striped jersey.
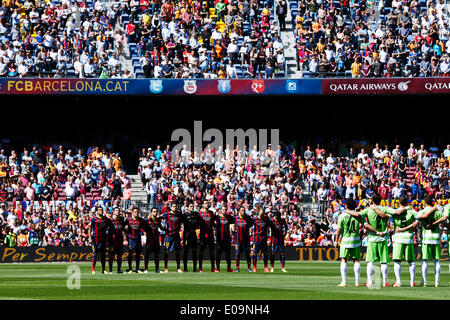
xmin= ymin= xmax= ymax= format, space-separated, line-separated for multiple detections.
xmin=161 ymin=203 xmax=184 ymax=273
xmin=213 ymin=207 xmax=235 ymax=272
xmin=233 ymin=206 xmax=254 ymax=272
xmin=270 ymin=211 xmax=288 ymax=272
xmin=252 ymin=208 xmax=273 ymax=273
xmin=89 ymin=206 xmax=113 ymax=274
xmin=123 ymin=207 xmax=146 ymax=273
xmin=199 ymin=201 xmax=216 ymax=272
xmin=108 ymin=207 xmax=126 ymax=273
xmin=144 ymin=207 xmax=163 ymax=273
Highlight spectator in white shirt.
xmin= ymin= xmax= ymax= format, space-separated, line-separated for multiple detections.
xmin=226 ymin=60 xmax=237 ymax=78
xmin=17 ymin=61 xmax=28 ymax=77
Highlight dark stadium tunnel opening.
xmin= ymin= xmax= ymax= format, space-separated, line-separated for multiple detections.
xmin=2 ymin=94 xmax=447 ymax=173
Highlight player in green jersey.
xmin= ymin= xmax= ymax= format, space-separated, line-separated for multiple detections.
xmin=361 ymin=194 xmax=393 ymax=287
xmin=415 ymin=196 xmax=448 ymax=287
xmin=341 ymin=195 xmax=390 ymax=288
xmin=336 ymin=198 xmax=364 ymax=287
xmin=348 ymin=193 xmax=403 ymax=287
xmin=379 ymin=196 xmax=419 ymax=287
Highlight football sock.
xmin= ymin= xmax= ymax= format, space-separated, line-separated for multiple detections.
xmin=117 ymin=254 xmax=122 ymax=271
xmin=394 ymin=261 xmax=401 ymax=284
xmin=381 ymin=263 xmax=388 ymax=284
xmin=144 ymin=253 xmax=149 ymax=271
xmin=154 ymin=255 xmax=159 ymax=270
xmin=183 ymin=252 xmax=188 ymax=270
xmin=216 ymin=252 xmax=221 ymax=270
xmin=340 ymin=261 xmax=347 ymax=283
xmin=210 ymin=251 xmax=215 ymax=269
xmin=367 ymin=262 xmax=374 ymax=284
xmin=135 ymin=249 xmax=140 ymax=271
xmin=109 ymin=253 xmax=114 ymax=272
xmin=193 ymin=250 xmax=198 ymax=270
xmin=409 ymin=262 xmax=415 ymax=285
xmin=128 ymin=252 xmax=133 ymax=270
xmin=226 ymin=254 xmax=231 ymax=269
xmin=434 ymin=260 xmax=441 ymax=284
xmin=101 ymin=253 xmax=106 ymax=272
xmin=176 ymin=253 xmax=181 ymax=269
xmin=422 ymin=260 xmax=428 ymax=284
xmin=246 ymin=254 xmax=251 ymax=269
xmin=354 ymin=261 xmax=360 ymax=284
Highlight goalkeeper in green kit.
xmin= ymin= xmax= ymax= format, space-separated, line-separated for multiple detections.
xmin=415 ymin=196 xmax=447 ymax=287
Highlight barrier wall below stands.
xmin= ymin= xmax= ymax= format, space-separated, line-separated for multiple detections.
xmin=1 ymin=246 xmax=448 ymax=263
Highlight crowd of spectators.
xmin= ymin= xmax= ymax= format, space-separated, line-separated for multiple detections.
xmin=0 ymin=144 xmax=130 ymax=202
xmin=3 ymin=0 xmax=450 ymax=78
xmin=127 ymin=0 xmax=287 ymax=78
xmin=0 ymin=0 xmax=133 ymax=78
xmin=293 ymin=0 xmax=450 ymax=77
xmin=0 ymin=0 xmax=287 ymax=79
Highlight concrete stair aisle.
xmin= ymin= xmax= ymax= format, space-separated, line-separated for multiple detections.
xmin=115 ymin=19 xmax=133 ymax=76
xmin=129 ymin=174 xmax=147 ymax=202
xmin=281 ymin=1 xmax=303 ymax=78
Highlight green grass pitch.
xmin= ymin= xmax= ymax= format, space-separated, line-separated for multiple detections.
xmin=1 ymin=261 xmax=450 ymax=300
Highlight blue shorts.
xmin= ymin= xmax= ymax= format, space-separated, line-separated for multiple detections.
xmin=235 ymin=242 xmax=251 ymax=257
xmin=164 ymin=233 xmax=181 ymax=253
xmin=128 ymin=238 xmax=142 ymax=252
xmin=216 ymin=239 xmax=231 ymax=254
xmin=199 ymin=236 xmax=215 ymax=250
xmin=254 ymin=242 xmax=268 ymax=255
xmin=272 ymin=243 xmax=285 ymax=253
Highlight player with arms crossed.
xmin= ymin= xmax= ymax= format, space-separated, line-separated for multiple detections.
xmin=199 ymin=201 xmax=217 ymax=272
xmin=346 ymin=194 xmax=393 ymax=287
xmin=109 ymin=207 xmax=125 ymax=274
xmin=335 ymin=198 xmax=364 ymax=287
xmin=89 ymin=206 xmax=113 ymax=274
xmin=124 ymin=207 xmax=146 ymax=273
xmin=414 ymin=196 xmax=446 ymax=287
xmin=144 ymin=207 xmax=163 ymax=273
xmin=252 ymin=208 xmax=272 ymax=273
xmin=161 ymin=203 xmax=184 ymax=273
xmin=270 ymin=210 xmax=288 ymax=272
xmin=214 ymin=207 xmax=235 ymax=272
xmin=388 ymin=196 xmax=420 ymax=287
xmin=182 ymin=202 xmax=205 ymax=272
xmin=233 ymin=206 xmax=254 ymax=272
